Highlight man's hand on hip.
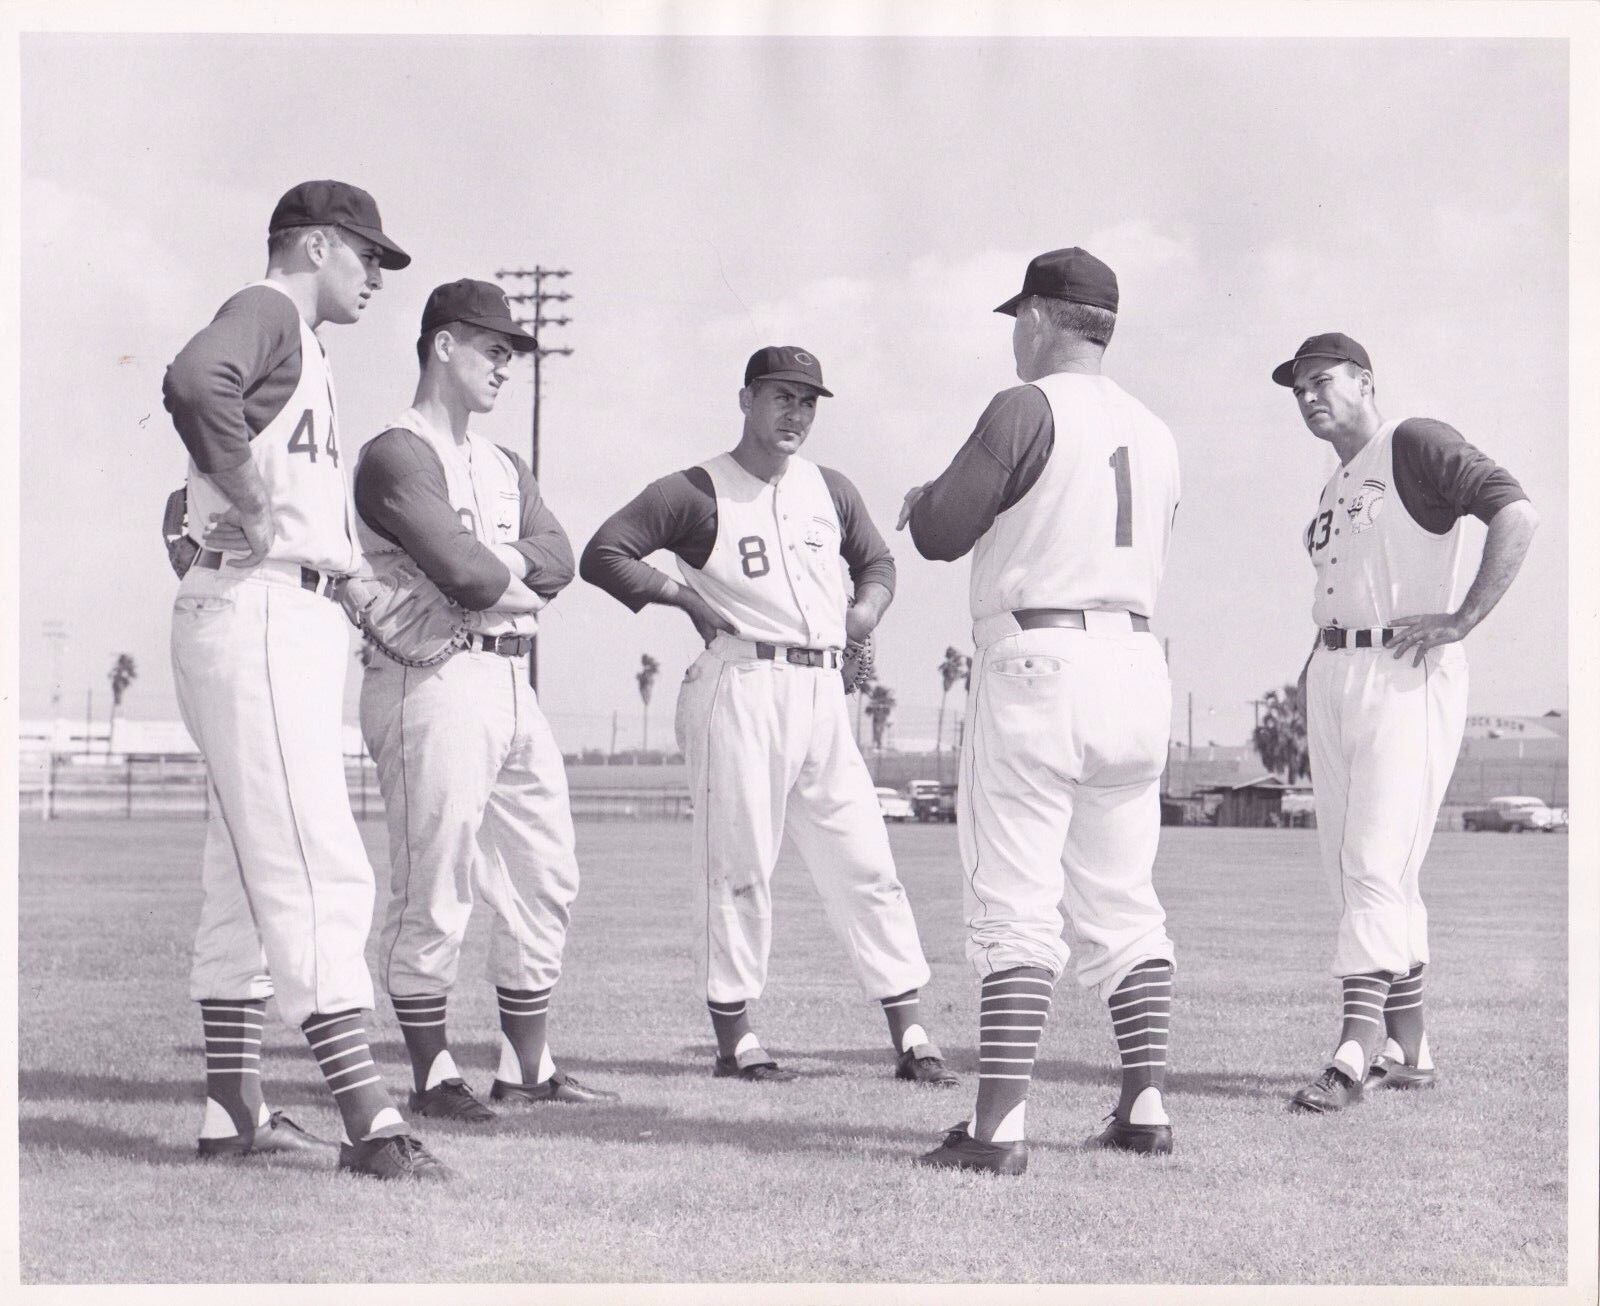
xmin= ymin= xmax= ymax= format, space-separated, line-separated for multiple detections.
xmin=1388 ymin=612 xmax=1469 ymax=667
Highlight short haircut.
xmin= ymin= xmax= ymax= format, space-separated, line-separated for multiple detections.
xmin=267 ymin=223 xmax=346 ymax=263
xmin=1027 ymin=295 xmax=1117 ymax=347
xmin=416 ymin=321 xmax=506 ymax=372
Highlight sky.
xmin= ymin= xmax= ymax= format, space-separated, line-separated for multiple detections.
xmin=14 ymin=25 xmax=1574 ymax=753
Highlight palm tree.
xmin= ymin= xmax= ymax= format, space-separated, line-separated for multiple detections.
xmin=935 ymin=647 xmax=970 ymax=780
xmin=853 ymin=663 xmax=877 ymax=749
xmin=637 ymin=654 xmax=660 ymax=756
xmin=865 ymin=683 xmax=896 ymax=753
xmin=107 ymin=653 xmax=137 ymax=755
xmin=1251 ymin=682 xmax=1310 ymax=782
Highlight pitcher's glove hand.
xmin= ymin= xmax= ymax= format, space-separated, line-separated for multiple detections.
xmin=842 ymin=632 xmax=875 ymax=695
xmin=337 ymin=571 xmax=468 ymax=668
xmin=162 ymin=486 xmax=200 ymax=579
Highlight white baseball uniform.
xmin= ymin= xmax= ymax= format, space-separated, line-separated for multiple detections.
xmin=1302 ymin=417 xmax=1502 ymax=977
xmin=167 ymin=280 xmax=376 ymax=1028
xmin=913 ymin=372 xmax=1180 ymax=1000
xmin=585 ymin=451 xmax=932 ymax=1006
xmin=355 ymin=408 xmax=581 ymax=1010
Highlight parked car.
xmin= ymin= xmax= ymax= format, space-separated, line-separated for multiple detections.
xmin=908 ymin=780 xmax=942 ymax=822
xmin=908 ymin=780 xmax=958 ymax=823
xmin=1461 ymin=795 xmax=1562 ymax=832
xmin=875 ymin=787 xmax=913 ymax=822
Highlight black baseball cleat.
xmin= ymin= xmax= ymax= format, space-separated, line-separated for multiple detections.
xmin=197 ymin=1110 xmax=334 ymax=1157
xmin=914 ymin=1122 xmax=1028 ymax=1176
xmin=338 ymin=1132 xmax=452 ymax=1182
xmin=1291 ymin=1064 xmax=1364 ymax=1113
xmin=408 ymin=1078 xmax=499 ymax=1122
xmin=713 ymin=1052 xmax=800 ymax=1083
xmin=490 ymin=1069 xmax=621 ymax=1105
xmin=895 ymin=1044 xmax=961 ymax=1088
xmin=1087 ymin=1112 xmax=1173 ymax=1156
xmin=1367 ymin=1054 xmax=1440 ymax=1091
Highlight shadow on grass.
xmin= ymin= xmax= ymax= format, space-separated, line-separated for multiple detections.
xmin=21 ymin=1065 xmax=339 ymax=1110
xmin=365 ymin=1040 xmax=858 ymax=1081
xmin=474 ymin=1099 xmax=930 ymax=1162
xmin=1028 ymin=1058 xmax=1307 ymax=1100
xmin=21 ymin=1115 xmax=216 ymax=1166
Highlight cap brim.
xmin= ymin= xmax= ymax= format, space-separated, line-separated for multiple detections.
xmin=1271 ymin=351 xmax=1357 ymax=387
xmin=993 ymin=292 xmax=1025 ymax=317
xmin=459 ymin=314 xmax=539 ymax=352
xmin=750 ymin=371 xmax=833 ymax=398
xmin=343 ymin=222 xmax=412 ymax=270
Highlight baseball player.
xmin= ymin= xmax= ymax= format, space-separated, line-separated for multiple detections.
xmin=163 ymin=180 xmax=448 ymax=1181
xmin=1273 ymin=333 xmax=1537 ymax=1113
xmin=902 ymin=248 xmax=1181 ymax=1175
xmin=579 ymin=346 xmax=958 ymax=1088
xmin=354 ymin=278 xmax=618 ymax=1119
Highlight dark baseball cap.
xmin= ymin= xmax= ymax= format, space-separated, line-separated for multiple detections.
xmin=268 ymin=179 xmax=411 ymax=270
xmin=994 ymin=247 xmax=1119 ymax=316
xmin=1272 ymin=333 xmax=1373 ymax=387
xmin=743 ymin=345 xmax=833 ymax=397
xmin=419 ymin=279 xmax=537 ymax=352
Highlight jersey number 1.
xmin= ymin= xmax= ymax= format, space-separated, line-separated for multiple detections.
xmin=1108 ymin=446 xmax=1133 ymax=547
xmin=287 ymin=408 xmax=340 ymax=467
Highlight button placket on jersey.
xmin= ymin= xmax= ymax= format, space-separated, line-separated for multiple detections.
xmin=769 ymin=482 xmax=817 ymax=643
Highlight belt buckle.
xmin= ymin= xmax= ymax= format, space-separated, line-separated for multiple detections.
xmin=1321 ymin=627 xmax=1341 ymax=651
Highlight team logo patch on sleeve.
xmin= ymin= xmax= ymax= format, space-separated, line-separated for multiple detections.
xmin=1347 ymin=478 xmax=1386 ymax=534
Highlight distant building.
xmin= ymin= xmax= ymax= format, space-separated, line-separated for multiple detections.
xmin=1197 ymin=775 xmax=1289 ymax=828
xmin=1463 ymin=713 xmax=1566 ymax=741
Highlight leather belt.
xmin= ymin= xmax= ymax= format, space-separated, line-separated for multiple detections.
xmin=1013 ymin=607 xmax=1150 ymax=633
xmin=467 ymin=632 xmax=534 ymax=657
xmin=193 ymin=549 xmax=340 ymax=600
xmin=755 ymin=642 xmax=839 ymax=669
xmin=1320 ymin=626 xmax=1397 ymax=651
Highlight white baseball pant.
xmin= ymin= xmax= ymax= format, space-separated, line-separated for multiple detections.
xmin=359 ymin=648 xmax=580 ymax=996
xmin=959 ymin=611 xmax=1175 ymax=1000
xmin=173 ymin=560 xmax=377 ymax=1027
xmin=1307 ymin=641 xmax=1468 ymax=977
xmin=674 ymin=635 xmax=932 ymax=1005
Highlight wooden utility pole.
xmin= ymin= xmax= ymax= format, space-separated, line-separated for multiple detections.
xmin=496 ymin=266 xmax=574 ymax=693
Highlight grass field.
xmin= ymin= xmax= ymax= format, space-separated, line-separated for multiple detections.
xmin=17 ymin=818 xmax=1568 ymax=1286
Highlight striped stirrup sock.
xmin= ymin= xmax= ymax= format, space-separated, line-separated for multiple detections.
xmin=302 ymin=1010 xmax=404 ymax=1142
xmin=391 ymin=993 xmax=451 ymax=1092
xmin=497 ymin=986 xmax=554 ymax=1085
xmin=973 ymin=967 xmax=1054 ymax=1143
xmin=1335 ymin=972 xmax=1394 ymax=1077
xmin=880 ymin=988 xmax=928 ymax=1052
xmin=707 ymin=998 xmax=753 ymax=1060
xmin=1383 ymin=964 xmax=1427 ymax=1066
xmin=1109 ymin=959 xmax=1173 ymax=1119
xmin=199 ymin=999 xmax=266 ymax=1136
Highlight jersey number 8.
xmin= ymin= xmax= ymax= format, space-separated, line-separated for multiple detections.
xmin=738 ymin=535 xmax=770 ymax=578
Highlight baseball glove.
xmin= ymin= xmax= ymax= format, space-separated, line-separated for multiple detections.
xmin=338 ymin=567 xmax=469 ymax=668
xmin=162 ymin=486 xmax=200 ymax=579
xmin=842 ymin=631 xmax=875 ymax=695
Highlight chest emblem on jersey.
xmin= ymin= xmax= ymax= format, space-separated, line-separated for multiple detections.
xmin=1346 ymin=478 xmax=1386 ymax=535
xmin=803 ymin=515 xmax=837 ymax=552
xmin=493 ymin=489 xmax=519 ymax=539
